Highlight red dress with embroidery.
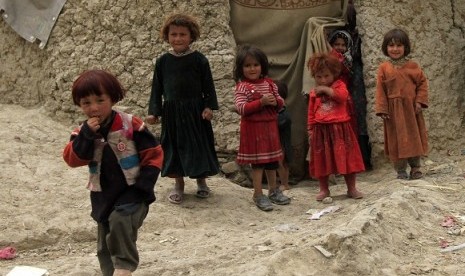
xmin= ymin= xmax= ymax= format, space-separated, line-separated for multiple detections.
xmin=235 ymin=78 xmax=284 ymax=165
xmin=307 ymin=79 xmax=365 ymax=178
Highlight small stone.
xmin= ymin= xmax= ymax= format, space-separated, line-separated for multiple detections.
xmin=322 ymin=197 xmax=333 ymax=204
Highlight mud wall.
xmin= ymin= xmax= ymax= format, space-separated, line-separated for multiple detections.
xmin=0 ymin=0 xmax=464 ymax=169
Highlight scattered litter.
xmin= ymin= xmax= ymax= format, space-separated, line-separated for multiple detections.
xmin=305 ymin=208 xmax=319 ymax=214
xmin=0 ymin=246 xmax=16 ymax=260
xmin=441 ymin=216 xmax=457 ymax=228
xmin=7 ymin=266 xmax=49 ymax=276
xmin=314 ymin=245 xmax=333 ymax=258
xmin=438 ymin=237 xmax=450 ymax=248
xmin=308 ymin=205 xmax=341 ymax=220
xmin=440 ymin=242 xmax=465 ymax=253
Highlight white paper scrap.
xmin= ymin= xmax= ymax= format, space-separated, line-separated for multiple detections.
xmin=308 ymin=205 xmax=341 ymax=220
xmin=7 ymin=266 xmax=49 ymax=276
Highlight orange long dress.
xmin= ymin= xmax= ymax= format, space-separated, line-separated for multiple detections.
xmin=375 ymin=60 xmax=429 ymax=161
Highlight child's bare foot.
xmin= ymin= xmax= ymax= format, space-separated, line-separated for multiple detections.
xmin=316 ymin=190 xmax=330 ymax=201
xmin=347 ymin=189 xmax=363 ymax=199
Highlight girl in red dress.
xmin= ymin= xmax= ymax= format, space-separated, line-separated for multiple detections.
xmin=307 ymin=53 xmax=364 ymax=201
xmin=233 ymin=44 xmax=291 ymax=211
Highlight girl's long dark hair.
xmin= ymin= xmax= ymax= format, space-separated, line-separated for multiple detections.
xmin=233 ymin=44 xmax=269 ymax=82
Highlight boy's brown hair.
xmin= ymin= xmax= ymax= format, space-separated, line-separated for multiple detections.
xmin=307 ymin=53 xmax=342 ymax=78
xmin=160 ymin=13 xmax=200 ymax=43
xmin=72 ymin=69 xmax=125 ymax=106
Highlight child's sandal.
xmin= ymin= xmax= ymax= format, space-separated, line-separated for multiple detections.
xmin=410 ymin=170 xmax=423 ymax=180
xmin=396 ymin=171 xmax=409 ymax=180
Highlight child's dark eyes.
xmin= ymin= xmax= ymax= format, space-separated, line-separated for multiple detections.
xmin=80 ymin=98 xmax=105 ymax=106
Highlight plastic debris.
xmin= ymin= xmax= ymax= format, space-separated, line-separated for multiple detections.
xmin=308 ymin=205 xmax=341 ymax=220
xmin=440 ymin=242 xmax=465 ymax=253
xmin=7 ymin=266 xmax=49 ymax=276
xmin=441 ymin=216 xmax=457 ymax=228
xmin=0 ymin=246 xmax=16 ymax=260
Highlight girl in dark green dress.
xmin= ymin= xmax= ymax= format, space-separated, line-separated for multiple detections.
xmin=147 ymin=13 xmax=219 ymax=204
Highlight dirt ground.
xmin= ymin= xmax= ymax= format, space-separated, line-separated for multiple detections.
xmin=1 ymin=103 xmax=465 ymax=276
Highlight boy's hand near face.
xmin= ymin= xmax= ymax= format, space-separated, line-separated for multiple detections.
xmin=87 ymin=117 xmax=101 ymax=133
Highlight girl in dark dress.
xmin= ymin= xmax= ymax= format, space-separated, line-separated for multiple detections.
xmin=147 ymin=13 xmax=219 ymax=204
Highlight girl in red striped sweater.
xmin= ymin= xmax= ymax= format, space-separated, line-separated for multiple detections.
xmin=233 ymin=44 xmax=291 ymax=211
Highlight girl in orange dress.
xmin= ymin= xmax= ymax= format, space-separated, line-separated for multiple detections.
xmin=375 ymin=28 xmax=428 ymax=180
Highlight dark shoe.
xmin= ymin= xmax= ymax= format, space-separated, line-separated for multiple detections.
xmin=397 ymin=171 xmax=409 ymax=180
xmin=253 ymin=195 xmax=273 ymax=211
xmin=410 ymin=170 xmax=423 ymax=180
xmin=268 ymin=189 xmax=291 ymax=205
xmin=196 ymin=183 xmax=211 ymax=198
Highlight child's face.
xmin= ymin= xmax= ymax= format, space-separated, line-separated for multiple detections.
xmin=242 ymin=55 xmax=262 ymax=80
xmin=79 ymin=93 xmax=114 ymax=123
xmin=332 ymin=37 xmax=347 ymax=53
xmin=168 ymin=25 xmax=191 ymax=53
xmin=387 ymin=40 xmax=405 ymax=60
xmin=315 ymin=67 xmax=336 ymax=87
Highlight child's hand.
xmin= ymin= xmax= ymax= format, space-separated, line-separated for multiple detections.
xmin=202 ymin=108 xmax=213 ymax=121
xmin=87 ymin=117 xmax=101 ymax=133
xmin=146 ymin=115 xmax=159 ymax=125
xmin=314 ymin=86 xmax=333 ymax=97
xmin=260 ymin=93 xmax=277 ymax=106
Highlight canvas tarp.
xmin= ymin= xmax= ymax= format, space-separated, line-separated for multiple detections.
xmin=230 ymin=0 xmax=348 ymax=178
xmin=0 ymin=0 xmax=67 ymax=49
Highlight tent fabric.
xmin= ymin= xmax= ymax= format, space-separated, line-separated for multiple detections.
xmin=0 ymin=0 xmax=67 ymax=49
xmin=230 ymin=0 xmax=348 ymax=178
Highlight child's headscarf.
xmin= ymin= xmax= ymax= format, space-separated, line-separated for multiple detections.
xmin=328 ymin=30 xmax=353 ymax=69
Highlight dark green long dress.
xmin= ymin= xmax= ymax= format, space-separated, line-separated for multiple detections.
xmin=148 ymin=50 xmax=219 ymax=178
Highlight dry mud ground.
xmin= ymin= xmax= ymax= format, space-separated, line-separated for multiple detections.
xmin=1 ymin=104 xmax=465 ymax=276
